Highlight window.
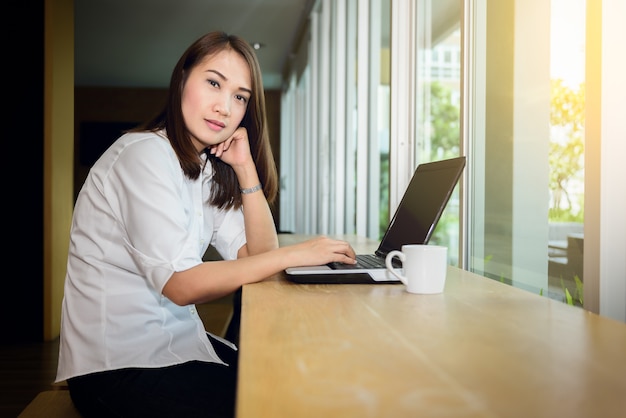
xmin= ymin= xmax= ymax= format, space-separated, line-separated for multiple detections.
xmin=464 ymin=0 xmax=588 ymax=305
xmin=279 ymin=0 xmax=391 ymax=238
xmin=397 ymin=1 xmax=463 ymax=264
xmin=279 ymin=0 xmax=626 ymax=320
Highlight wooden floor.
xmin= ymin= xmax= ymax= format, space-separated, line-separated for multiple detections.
xmin=0 ymin=297 xmax=233 ymax=417
xmin=0 ymin=338 xmax=61 ymax=417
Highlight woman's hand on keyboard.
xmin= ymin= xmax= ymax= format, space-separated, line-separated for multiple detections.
xmin=286 ymin=236 xmax=357 ymax=267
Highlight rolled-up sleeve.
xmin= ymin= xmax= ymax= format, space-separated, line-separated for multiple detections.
xmin=210 ymin=206 xmax=246 ymax=261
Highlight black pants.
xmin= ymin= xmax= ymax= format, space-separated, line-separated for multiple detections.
xmin=67 ymin=334 xmax=238 ymax=418
xmin=224 ymin=287 xmax=242 ymax=347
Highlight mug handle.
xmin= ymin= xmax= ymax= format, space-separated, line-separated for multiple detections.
xmin=385 ymin=250 xmax=407 ymax=285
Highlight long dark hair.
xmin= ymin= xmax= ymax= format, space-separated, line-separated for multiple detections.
xmin=134 ymin=31 xmax=278 ymax=209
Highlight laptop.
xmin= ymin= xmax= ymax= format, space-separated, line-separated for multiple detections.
xmin=285 ymin=156 xmax=466 ymax=284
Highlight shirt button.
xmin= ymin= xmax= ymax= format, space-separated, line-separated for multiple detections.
xmin=190 ymin=307 xmax=196 ymax=315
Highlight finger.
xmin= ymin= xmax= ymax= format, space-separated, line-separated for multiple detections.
xmin=338 ymin=255 xmax=357 ymax=264
xmin=331 ymin=240 xmax=356 ymax=257
xmin=326 ymin=240 xmax=356 ymax=262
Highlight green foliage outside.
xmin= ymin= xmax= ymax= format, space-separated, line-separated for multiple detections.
xmin=548 ymin=80 xmax=585 ymax=303
xmin=379 ymin=156 xmax=389 ymax=235
xmin=377 ymin=78 xmax=586 ymax=273
xmin=539 ymin=274 xmax=583 ymax=307
xmin=378 ymin=81 xmax=461 ymax=241
xmin=564 ymin=275 xmax=584 ymax=307
xmin=428 ymin=82 xmax=461 ymax=159
xmin=427 ymin=82 xmax=461 ymax=247
xmin=549 ymin=79 xmax=585 ymax=223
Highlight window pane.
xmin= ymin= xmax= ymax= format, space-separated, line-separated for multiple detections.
xmin=548 ymin=0 xmax=585 ymax=305
xmin=467 ymin=0 xmax=586 ymax=306
xmin=414 ymin=2 xmax=462 ymax=264
xmin=378 ymin=0 xmax=391 ymax=238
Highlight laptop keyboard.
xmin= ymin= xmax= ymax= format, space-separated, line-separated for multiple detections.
xmin=327 ymin=254 xmax=400 ymax=270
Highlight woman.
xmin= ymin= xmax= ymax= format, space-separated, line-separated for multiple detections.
xmin=56 ymin=31 xmax=356 ymax=417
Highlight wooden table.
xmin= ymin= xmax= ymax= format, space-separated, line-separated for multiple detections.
xmin=235 ymin=235 xmax=626 ymax=418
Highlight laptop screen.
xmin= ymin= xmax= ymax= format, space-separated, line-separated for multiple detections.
xmin=375 ymin=156 xmax=466 ymax=257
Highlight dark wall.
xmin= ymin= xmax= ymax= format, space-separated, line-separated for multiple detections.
xmin=3 ymin=2 xmax=45 ymax=343
xmin=74 ymin=87 xmax=169 ymax=199
xmin=74 ymin=87 xmax=282 ymax=226
xmin=1 ymin=2 xmax=280 ymax=343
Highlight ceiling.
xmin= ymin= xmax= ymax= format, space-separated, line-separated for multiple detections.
xmin=75 ymin=0 xmax=460 ymax=90
xmin=74 ymin=0 xmax=313 ymax=90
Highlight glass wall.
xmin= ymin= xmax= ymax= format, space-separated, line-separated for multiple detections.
xmin=547 ymin=0 xmax=586 ymax=304
xmin=412 ymin=1 xmax=462 ymax=265
xmin=465 ymin=0 xmax=587 ymax=305
xmin=279 ymin=0 xmax=391 ymax=239
xmin=279 ymin=0 xmax=625 ymax=320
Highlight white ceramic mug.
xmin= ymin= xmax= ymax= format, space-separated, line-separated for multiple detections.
xmin=385 ymin=245 xmax=448 ymax=294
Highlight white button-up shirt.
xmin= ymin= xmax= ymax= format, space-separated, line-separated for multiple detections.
xmin=56 ymin=131 xmax=246 ymax=382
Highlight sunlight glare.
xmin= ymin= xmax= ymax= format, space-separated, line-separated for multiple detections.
xmin=551 ymin=0 xmax=586 ymax=89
